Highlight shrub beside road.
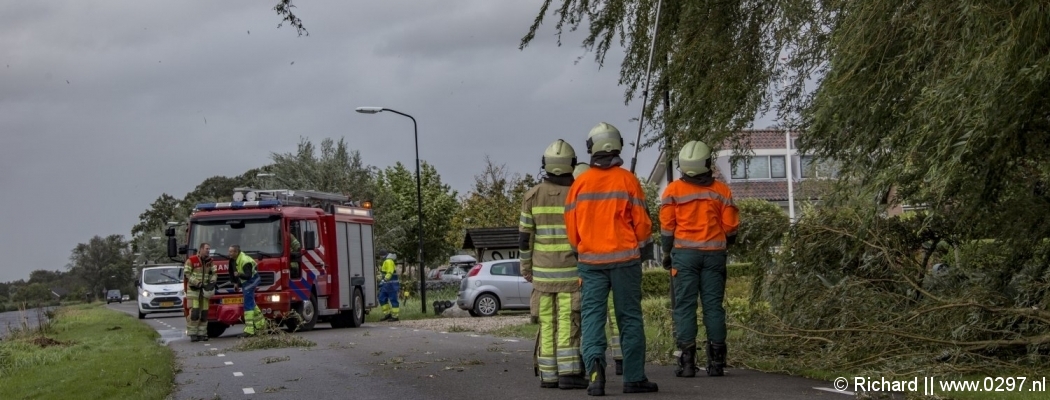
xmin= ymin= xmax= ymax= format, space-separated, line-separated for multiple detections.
xmin=0 ymin=303 xmax=175 ymax=400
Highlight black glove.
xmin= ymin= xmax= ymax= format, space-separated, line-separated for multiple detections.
xmin=662 ymin=254 xmax=672 ymax=270
xmin=640 ymin=242 xmax=655 ymax=261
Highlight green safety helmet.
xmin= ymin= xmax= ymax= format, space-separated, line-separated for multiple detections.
xmin=586 ymin=122 xmax=624 ymax=154
xmin=677 ymin=140 xmax=713 ymax=176
xmin=542 ymin=139 xmax=577 ymax=175
xmin=572 ymin=163 xmax=590 ymax=179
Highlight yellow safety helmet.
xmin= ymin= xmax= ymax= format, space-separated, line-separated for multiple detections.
xmin=586 ymin=122 xmax=624 ymax=154
xmin=542 ymin=139 xmax=577 ymax=175
xmin=677 ymin=140 xmax=713 ymax=176
xmin=572 ymin=163 xmax=590 ymax=179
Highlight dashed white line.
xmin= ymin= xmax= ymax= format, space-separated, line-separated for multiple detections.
xmin=242 ymin=388 xmax=255 ymax=394
xmin=813 ymin=387 xmax=854 ymax=395
xmin=224 ymin=361 xmax=233 ymax=365
xmin=502 ymin=339 xmax=519 ymax=342
xmin=469 ymin=334 xmax=481 ymax=337
xmin=218 ymin=354 xmax=226 ymax=357
xmin=233 ymin=372 xmax=244 ymax=377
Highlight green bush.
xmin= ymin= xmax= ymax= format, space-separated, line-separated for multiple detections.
xmin=642 ymin=263 xmax=756 ymax=298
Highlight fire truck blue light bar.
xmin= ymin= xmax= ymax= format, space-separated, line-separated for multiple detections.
xmin=195 ymin=200 xmax=282 ymax=211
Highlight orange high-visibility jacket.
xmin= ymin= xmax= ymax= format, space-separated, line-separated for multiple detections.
xmin=659 ymin=179 xmax=740 ymax=251
xmin=565 ymin=165 xmax=652 ymax=266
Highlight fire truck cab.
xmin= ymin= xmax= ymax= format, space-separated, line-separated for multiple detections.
xmin=166 ymin=188 xmax=378 ymax=338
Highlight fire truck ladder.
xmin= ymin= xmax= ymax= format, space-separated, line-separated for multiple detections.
xmin=232 ymin=188 xmax=358 ymax=211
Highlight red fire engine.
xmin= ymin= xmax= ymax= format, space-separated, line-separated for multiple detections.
xmin=165 ymin=188 xmax=378 ymax=338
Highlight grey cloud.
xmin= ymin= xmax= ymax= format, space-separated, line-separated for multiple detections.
xmin=0 ymin=1 xmax=660 ymax=282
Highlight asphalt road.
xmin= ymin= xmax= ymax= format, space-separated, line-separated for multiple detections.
xmin=107 ymin=302 xmax=853 ymax=399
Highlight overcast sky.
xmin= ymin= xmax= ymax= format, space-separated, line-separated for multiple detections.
xmin=0 ymin=1 xmax=776 ymax=282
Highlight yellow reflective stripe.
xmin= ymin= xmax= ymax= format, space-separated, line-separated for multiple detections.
xmin=519 ymin=212 xmax=534 ymax=228
xmin=531 ymin=206 xmax=564 ymax=214
xmin=535 ymin=243 xmax=573 ymax=252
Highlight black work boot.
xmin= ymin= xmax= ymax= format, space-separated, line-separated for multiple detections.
xmin=587 ymin=360 xmax=606 ymax=396
xmin=559 ymin=373 xmax=589 ymax=390
xmin=201 ymin=335 xmax=209 ymax=342
xmin=674 ymin=342 xmax=698 ymax=377
xmin=614 ymin=359 xmax=623 ymax=376
xmin=190 ymin=335 xmax=201 ymax=342
xmin=706 ymin=340 xmax=727 ymax=376
xmin=623 ymin=379 xmax=659 ymax=393
xmin=540 ymin=381 xmax=559 ymax=389
xmin=380 ymin=313 xmax=393 ymax=321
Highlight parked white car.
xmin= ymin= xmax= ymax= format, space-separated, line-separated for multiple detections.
xmin=456 ymin=259 xmax=531 ymax=317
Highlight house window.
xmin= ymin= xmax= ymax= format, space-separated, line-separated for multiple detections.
xmin=770 ymin=156 xmax=786 ymax=179
xmin=799 ymin=156 xmax=840 ymax=178
xmin=730 ymin=156 xmax=773 ymax=180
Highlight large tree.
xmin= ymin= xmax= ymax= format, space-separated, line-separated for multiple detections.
xmin=376 ymin=161 xmax=460 ymax=269
xmin=522 ymin=0 xmax=1050 ymax=242
xmin=68 ymin=235 xmax=135 ymax=301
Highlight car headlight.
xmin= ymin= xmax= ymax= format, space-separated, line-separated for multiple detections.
xmin=177 ymin=291 xmax=185 ymax=297
xmin=141 ymin=290 xmax=152 ymax=298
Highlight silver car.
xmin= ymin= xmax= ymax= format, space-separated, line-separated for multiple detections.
xmin=457 ymin=259 xmax=531 ymax=317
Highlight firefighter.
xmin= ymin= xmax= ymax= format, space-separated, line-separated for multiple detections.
xmin=574 ymin=163 xmax=624 ymax=377
xmin=289 ymin=222 xmax=302 ymax=279
xmin=229 ymin=245 xmax=266 ymax=337
xmin=379 ymin=253 xmax=400 ymax=322
xmin=521 ymin=139 xmax=587 ymax=390
xmin=184 ymin=242 xmax=217 ymax=342
xmin=660 ymin=140 xmax=740 ymax=377
xmin=566 ymin=122 xmax=659 ymax=395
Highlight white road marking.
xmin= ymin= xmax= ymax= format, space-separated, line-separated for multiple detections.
xmin=225 ymin=362 xmax=233 ymax=365
xmin=243 ymin=388 xmax=255 ymax=394
xmin=502 ymin=339 xmax=519 ymax=342
xmin=813 ymin=387 xmax=855 ymax=395
xmin=233 ymin=372 xmax=244 ymax=377
xmin=218 ymin=354 xmax=226 ymax=357
xmin=469 ymin=334 xmax=481 ymax=337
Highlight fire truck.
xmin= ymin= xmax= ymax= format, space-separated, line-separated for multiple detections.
xmin=165 ymin=188 xmax=378 ymax=338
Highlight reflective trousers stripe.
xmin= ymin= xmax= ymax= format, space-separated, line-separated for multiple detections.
xmin=607 ymin=292 xmax=621 ymax=359
xmin=537 ymin=292 xmax=582 ymax=382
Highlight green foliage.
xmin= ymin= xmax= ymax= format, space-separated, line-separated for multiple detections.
xmin=67 ymin=235 xmax=134 ymax=301
xmin=641 ymin=268 xmax=670 ymax=299
xmin=450 ymin=157 xmax=540 ymax=251
xmin=376 ymin=161 xmax=460 ymax=268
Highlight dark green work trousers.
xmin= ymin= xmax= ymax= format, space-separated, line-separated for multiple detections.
xmin=672 ymin=249 xmax=728 ymax=345
xmin=579 ymin=261 xmax=649 ymax=383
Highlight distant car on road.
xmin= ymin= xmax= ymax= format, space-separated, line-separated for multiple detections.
xmin=122 ymin=294 xmax=130 ymax=301
xmin=106 ymin=289 xmax=122 ymax=304
xmin=457 ymin=259 xmax=530 ymax=317
xmin=441 ymin=255 xmax=478 ymax=283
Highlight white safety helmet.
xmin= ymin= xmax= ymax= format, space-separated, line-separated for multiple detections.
xmin=386 ymin=253 xmax=397 ymax=260
xmin=677 ymin=140 xmax=713 ymax=176
xmin=572 ymin=163 xmax=590 ymax=179
xmin=586 ymin=122 xmax=624 ymax=154
xmin=542 ymin=139 xmax=577 ymax=175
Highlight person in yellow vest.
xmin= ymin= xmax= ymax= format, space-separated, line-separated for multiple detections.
xmin=522 ymin=139 xmax=588 ymax=389
xmin=379 ymin=253 xmax=400 ymax=321
xmin=184 ymin=242 xmax=217 ymax=342
xmin=229 ymin=245 xmax=266 ymax=337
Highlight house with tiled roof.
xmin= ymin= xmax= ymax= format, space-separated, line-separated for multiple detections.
xmin=647 ymin=129 xmax=839 ymax=217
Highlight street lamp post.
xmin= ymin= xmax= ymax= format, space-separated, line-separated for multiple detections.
xmin=355 ymin=106 xmax=427 ymax=313
xmin=257 ymin=173 xmax=275 ymax=188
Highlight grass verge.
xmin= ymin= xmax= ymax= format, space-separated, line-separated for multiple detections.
xmin=0 ymin=303 xmax=175 ymax=400
xmin=365 ymin=285 xmax=460 ymax=322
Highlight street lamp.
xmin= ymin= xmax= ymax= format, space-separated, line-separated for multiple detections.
xmin=354 ymin=106 xmax=427 ymax=313
xmin=257 ymin=173 xmax=275 ymax=188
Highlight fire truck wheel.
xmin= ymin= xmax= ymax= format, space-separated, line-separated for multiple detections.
xmin=207 ymin=322 xmax=228 ymax=338
xmin=348 ymin=287 xmax=365 ymax=328
xmin=289 ymin=293 xmax=318 ymax=332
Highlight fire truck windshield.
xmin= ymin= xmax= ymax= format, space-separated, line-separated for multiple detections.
xmin=188 ymin=216 xmax=282 ymax=258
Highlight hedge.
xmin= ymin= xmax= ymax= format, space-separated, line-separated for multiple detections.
xmin=641 ymin=263 xmax=755 ymax=298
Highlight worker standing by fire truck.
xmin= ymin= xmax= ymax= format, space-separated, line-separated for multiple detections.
xmin=229 ymin=245 xmax=266 ymax=337
xmin=379 ymin=253 xmax=400 ymax=322
xmin=184 ymin=242 xmax=217 ymax=342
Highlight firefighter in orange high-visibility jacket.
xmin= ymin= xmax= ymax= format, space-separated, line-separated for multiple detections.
xmin=660 ymin=140 xmax=740 ymax=378
xmin=522 ymin=139 xmax=588 ymax=390
xmin=566 ymin=122 xmax=659 ymax=396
